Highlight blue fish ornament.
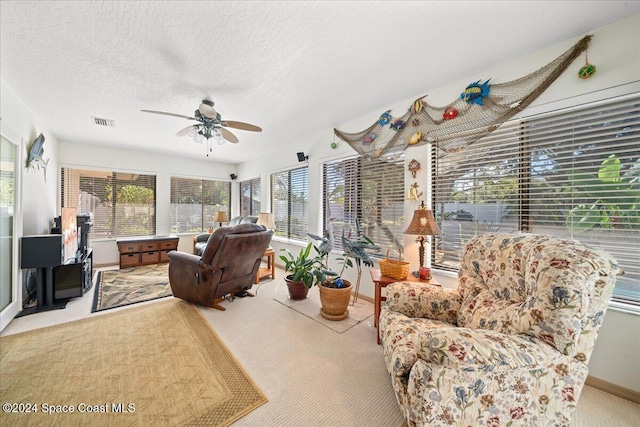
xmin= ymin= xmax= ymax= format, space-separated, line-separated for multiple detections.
xmin=461 ymin=79 xmax=491 ymax=105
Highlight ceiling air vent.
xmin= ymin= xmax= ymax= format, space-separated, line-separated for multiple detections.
xmin=92 ymin=116 xmax=115 ymax=127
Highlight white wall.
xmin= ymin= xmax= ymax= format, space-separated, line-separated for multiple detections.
xmin=1 ymin=79 xmax=60 ymax=311
xmin=239 ymin=14 xmax=640 ymax=392
xmin=1 ymin=80 xmax=59 ymax=236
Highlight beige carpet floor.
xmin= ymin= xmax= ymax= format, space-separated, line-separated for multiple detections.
xmin=2 ymin=266 xmax=639 ymax=426
xmin=0 ymin=298 xmax=266 ymax=426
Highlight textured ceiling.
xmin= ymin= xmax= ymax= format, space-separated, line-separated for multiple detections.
xmin=1 ymin=1 xmax=638 ymax=164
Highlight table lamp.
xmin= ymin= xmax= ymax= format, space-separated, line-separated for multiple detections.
xmin=257 ymin=212 xmax=275 ymax=230
xmin=214 ymin=211 xmax=229 ymax=228
xmin=404 ymin=200 xmax=442 ymax=275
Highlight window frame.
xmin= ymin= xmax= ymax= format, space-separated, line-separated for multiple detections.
xmin=270 ymin=166 xmax=309 ymax=241
xmin=169 ymin=176 xmax=231 ymax=234
xmin=239 ymin=177 xmax=261 ymax=217
xmin=321 ymin=154 xmax=405 ymax=257
xmin=61 ymin=167 xmax=157 ymax=240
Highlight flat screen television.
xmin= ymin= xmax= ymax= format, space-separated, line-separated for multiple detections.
xmin=61 ymin=207 xmax=78 ymax=262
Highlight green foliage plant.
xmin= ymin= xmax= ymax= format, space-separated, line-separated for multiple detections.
xmin=280 ymin=243 xmax=336 ymax=289
xmin=566 ymin=154 xmax=640 ymax=232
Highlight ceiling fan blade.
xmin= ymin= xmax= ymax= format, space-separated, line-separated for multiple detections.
xmin=199 ymin=102 xmax=218 ymax=119
xmin=141 ymin=109 xmax=194 ymax=120
xmin=220 ymin=127 xmax=239 ymax=143
xmin=176 ymin=125 xmax=199 ymax=137
xmin=222 ymin=120 xmax=262 ymax=132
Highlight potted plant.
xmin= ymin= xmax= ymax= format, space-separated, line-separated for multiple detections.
xmin=279 ymin=243 xmax=335 ymax=300
xmin=317 ymin=222 xmax=380 ymax=320
xmin=317 ymin=254 xmax=354 ymax=321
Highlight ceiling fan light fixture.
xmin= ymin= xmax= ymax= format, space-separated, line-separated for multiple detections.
xmin=194 ymin=133 xmax=204 ymax=144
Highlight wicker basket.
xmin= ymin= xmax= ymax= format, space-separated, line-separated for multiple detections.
xmin=379 ymin=248 xmax=410 ymax=280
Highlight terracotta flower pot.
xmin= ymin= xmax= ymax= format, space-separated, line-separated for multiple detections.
xmin=285 ymin=274 xmax=309 ymax=300
xmin=319 ymin=279 xmax=352 ymax=321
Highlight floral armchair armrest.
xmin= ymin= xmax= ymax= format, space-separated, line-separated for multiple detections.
xmin=384 ymin=282 xmax=462 ymax=325
xmin=416 ymin=327 xmax=562 ymax=370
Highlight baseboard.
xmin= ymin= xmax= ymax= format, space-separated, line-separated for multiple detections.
xmin=586 ymin=375 xmax=640 ymax=404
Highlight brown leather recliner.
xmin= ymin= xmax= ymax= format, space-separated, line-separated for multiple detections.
xmin=168 ymin=223 xmax=273 ymax=311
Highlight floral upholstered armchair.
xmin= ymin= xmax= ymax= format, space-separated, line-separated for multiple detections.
xmin=379 ymin=233 xmax=620 ymax=426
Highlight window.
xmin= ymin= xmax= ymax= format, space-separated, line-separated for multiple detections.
xmin=271 ymin=167 xmax=308 ymax=240
xmin=433 ymin=93 xmax=640 ymax=305
xmin=240 ymin=177 xmax=261 ymax=216
xmin=61 ymin=168 xmax=156 ymax=238
xmin=322 ymin=156 xmax=405 ymax=254
xmin=170 ymin=177 xmax=230 ymax=232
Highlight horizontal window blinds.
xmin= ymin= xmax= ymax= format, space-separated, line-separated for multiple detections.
xmin=61 ymin=168 xmax=156 ymax=238
xmin=323 ymin=156 xmax=404 ymax=254
xmin=240 ymin=177 xmax=261 ymax=217
xmin=271 ymin=167 xmax=308 ymax=240
xmin=170 ymin=177 xmax=230 ymax=232
xmin=433 ymin=93 xmax=640 ymax=304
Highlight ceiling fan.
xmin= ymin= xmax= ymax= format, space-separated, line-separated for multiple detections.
xmin=141 ymin=100 xmax=262 ymax=156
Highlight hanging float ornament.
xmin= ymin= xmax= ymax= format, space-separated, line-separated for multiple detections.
xmin=390 ymin=119 xmax=406 ymax=131
xmin=378 ymin=110 xmax=392 ymax=126
xmin=461 ymin=79 xmax=491 ymax=105
xmin=362 ymin=133 xmax=377 ymax=145
xmin=408 ymin=132 xmax=422 ymax=145
xmin=443 ymin=107 xmax=458 ymax=120
xmin=408 ymin=159 xmax=421 ymax=178
xmin=410 ymin=99 xmax=425 ymax=114
xmin=578 ymin=48 xmax=596 ymax=79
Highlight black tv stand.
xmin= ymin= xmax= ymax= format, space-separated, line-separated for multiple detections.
xmin=16 ymin=249 xmax=93 ymax=318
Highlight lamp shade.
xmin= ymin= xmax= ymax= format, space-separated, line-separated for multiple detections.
xmin=405 ymin=202 xmax=442 ymax=236
xmin=214 ymin=211 xmax=229 ymax=223
xmin=257 ymin=212 xmax=275 ymax=229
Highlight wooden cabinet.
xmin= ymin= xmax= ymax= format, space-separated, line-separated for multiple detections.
xmin=116 ymin=236 xmax=178 ymax=269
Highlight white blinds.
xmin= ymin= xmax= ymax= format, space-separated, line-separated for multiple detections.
xmin=240 ymin=177 xmax=261 ymax=217
xmin=322 ymin=156 xmax=404 ymax=254
xmin=271 ymin=167 xmax=308 ymax=240
xmin=61 ymin=168 xmax=156 ymax=238
xmin=170 ymin=177 xmax=230 ymax=232
xmin=433 ymin=93 xmax=640 ymax=304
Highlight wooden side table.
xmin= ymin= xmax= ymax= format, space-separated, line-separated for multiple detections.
xmin=255 ymin=248 xmax=276 ymax=284
xmin=371 ymin=268 xmax=441 ymax=344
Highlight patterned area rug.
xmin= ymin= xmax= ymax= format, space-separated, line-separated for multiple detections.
xmin=0 ymin=299 xmax=268 ymax=426
xmin=92 ymin=263 xmax=172 ymax=312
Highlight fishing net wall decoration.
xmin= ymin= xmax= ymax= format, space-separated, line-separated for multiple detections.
xmin=334 ymin=35 xmax=592 ymax=161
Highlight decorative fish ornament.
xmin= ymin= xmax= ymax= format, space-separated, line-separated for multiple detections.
xmin=390 ymin=120 xmax=406 ymax=131
xmin=409 ymin=132 xmax=422 ymax=145
xmin=410 ymin=99 xmax=425 ymax=114
xmin=378 ymin=110 xmax=392 ymax=126
xmin=362 ymin=133 xmax=377 ymax=145
xmin=461 ymin=79 xmax=491 ymax=105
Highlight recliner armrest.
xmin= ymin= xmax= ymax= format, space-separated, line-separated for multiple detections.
xmin=195 ymin=233 xmax=211 ymax=243
xmin=168 ymin=251 xmax=203 ymax=266
xmin=416 ymin=328 xmax=562 ymax=370
xmin=384 ymin=282 xmax=462 ymax=325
